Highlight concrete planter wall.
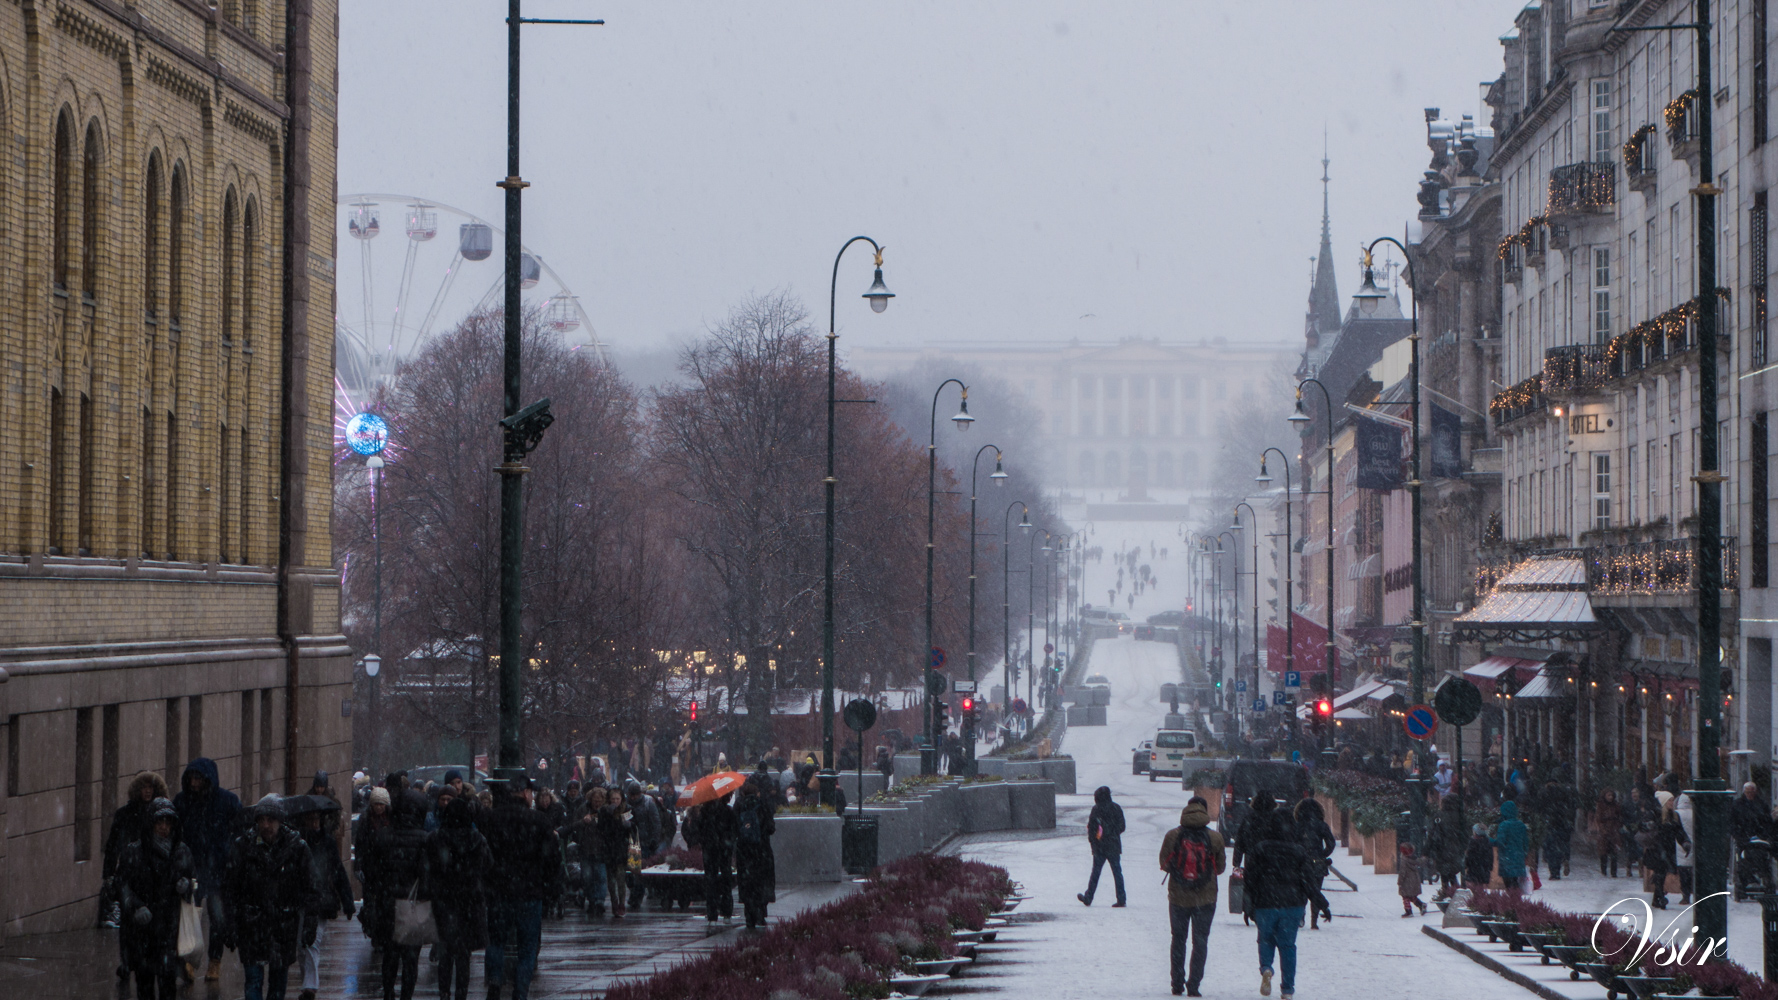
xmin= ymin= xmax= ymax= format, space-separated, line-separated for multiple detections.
xmin=1039 ymin=758 xmax=1076 ymax=794
xmin=1372 ymin=829 xmax=1398 ymax=874
xmin=973 ymin=757 xmax=1007 ymax=777
xmin=921 ymin=783 xmax=962 ymax=845
xmin=1001 ymin=760 xmax=1047 ymax=781
xmin=893 ymin=754 xmax=923 ymax=781
xmin=1008 ymin=780 xmax=1057 ymax=829
xmin=1064 ymin=705 xmax=1089 ymax=726
xmin=832 ymin=770 xmax=889 ymax=800
xmin=1085 ymin=705 xmax=1108 ymax=726
xmin=959 ymin=782 xmax=1012 ymax=832
xmin=772 ymin=814 xmax=844 ymax=883
xmin=861 ymin=805 xmax=919 ymax=865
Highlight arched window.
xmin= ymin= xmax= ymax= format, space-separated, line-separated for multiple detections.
xmin=52 ymin=110 xmax=73 ymax=289
xmin=165 ymin=163 xmax=187 ymax=558
xmin=48 ymin=388 xmax=64 ymax=551
xmin=144 ymin=153 xmax=162 ymax=320
xmin=239 ymin=198 xmax=257 ymax=562
xmin=82 ymin=121 xmax=102 ymax=297
xmin=141 ymin=153 xmax=163 ymax=557
xmin=219 ymin=189 xmax=238 ymax=563
xmin=78 ymin=392 xmax=93 ymax=553
xmin=169 ymin=164 xmax=186 ymax=326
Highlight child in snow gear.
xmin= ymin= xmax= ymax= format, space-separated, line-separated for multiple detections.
xmin=115 ymin=798 xmax=193 ymax=1000
xmin=1397 ymin=843 xmax=1427 ymax=916
xmin=1078 ymin=786 xmax=1127 ymax=907
xmin=1160 ymin=797 xmax=1226 ymax=997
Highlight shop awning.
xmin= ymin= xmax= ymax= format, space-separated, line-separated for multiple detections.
xmin=1365 ymin=682 xmax=1404 ymax=705
xmin=1451 ymin=555 xmax=1599 ymax=643
xmin=1463 ymin=655 xmax=1542 ymax=681
xmin=1334 ymin=680 xmax=1389 ymax=709
xmin=1514 ymin=669 xmax=1563 ymax=700
xmin=1334 ymin=707 xmax=1371 ymax=721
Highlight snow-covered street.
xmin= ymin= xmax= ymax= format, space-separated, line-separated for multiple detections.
xmin=956 ymin=619 xmax=1534 ymax=999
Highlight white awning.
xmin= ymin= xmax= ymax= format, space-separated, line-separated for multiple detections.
xmin=1514 ymin=670 xmax=1563 ymax=700
xmin=1464 ymin=655 xmax=1541 ymax=681
xmin=1334 ymin=680 xmax=1388 ymax=709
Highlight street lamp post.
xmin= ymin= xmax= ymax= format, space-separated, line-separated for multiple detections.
xmin=1218 ymin=531 xmax=1238 ymax=705
xmin=368 ymin=454 xmax=384 ymax=774
xmin=923 ymin=380 xmax=974 ymax=775
xmin=1256 ymin=449 xmax=1296 ymax=745
xmin=1028 ymin=531 xmax=1051 ymax=711
xmin=966 ymin=444 xmax=1008 ymax=773
xmin=1003 ymin=501 xmax=1032 ymax=736
xmin=821 ymin=236 xmax=894 ymax=799
xmin=493 ymin=2 xmax=601 ymax=787
xmin=1291 ymin=376 xmax=1337 ymax=738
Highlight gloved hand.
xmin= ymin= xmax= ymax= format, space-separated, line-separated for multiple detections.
xmin=133 ymin=906 xmax=153 ymax=927
xmin=175 ymin=878 xmax=192 ymax=898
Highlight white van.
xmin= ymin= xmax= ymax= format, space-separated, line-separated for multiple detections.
xmin=1148 ymin=728 xmax=1196 ymax=780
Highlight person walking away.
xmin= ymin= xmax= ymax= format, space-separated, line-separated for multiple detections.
xmin=1078 ymin=786 xmax=1127 ymax=907
xmin=363 ymin=791 xmax=428 ymax=1000
xmin=1620 ymin=789 xmax=1645 ymax=879
xmin=695 ymin=792 xmax=739 ymax=925
xmin=1493 ymin=801 xmax=1528 ymax=892
xmin=1540 ymin=779 xmax=1574 ymax=880
xmin=624 ymin=780 xmax=663 ymax=911
xmin=116 ymin=798 xmax=193 ymax=1000
xmin=1594 ymin=789 xmax=1624 ymax=877
xmin=1645 ymin=790 xmax=1688 ymax=910
xmin=1428 ymin=796 xmax=1465 ymax=900
xmin=595 ymin=788 xmax=631 ymax=918
xmin=105 ymin=771 xmax=171 ymax=979
xmin=223 ymin=797 xmax=315 ymax=1000
xmin=1731 ymin=782 xmax=1773 ymax=895
xmin=733 ymin=776 xmax=778 ymax=930
xmin=1464 ymin=823 xmax=1494 ymax=890
xmin=1231 ymin=792 xmax=1277 ymax=870
xmin=1674 ymin=790 xmax=1696 ymax=905
xmin=1396 ymin=843 xmax=1427 ymax=916
xmin=1291 ymin=798 xmax=1335 ymax=928
xmin=296 ymin=807 xmax=354 ymax=1000
xmin=567 ymin=805 xmax=605 ymax=917
xmin=175 ymin=757 xmax=242 ymax=982
xmin=1244 ymin=811 xmax=1310 ymax=999
xmin=426 ymin=797 xmax=492 ymax=1000
xmin=482 ymin=780 xmax=562 ymax=1000
xmin=1160 ymin=796 xmax=1225 ymax=996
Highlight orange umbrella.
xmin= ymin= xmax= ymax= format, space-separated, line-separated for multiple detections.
xmin=678 ymin=771 xmax=748 ymax=808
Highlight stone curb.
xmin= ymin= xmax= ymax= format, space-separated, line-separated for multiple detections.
xmin=1420 ymin=924 xmax=1580 ymax=1000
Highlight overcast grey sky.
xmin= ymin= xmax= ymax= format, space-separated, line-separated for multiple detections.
xmin=339 ymin=2 xmax=1528 ymax=362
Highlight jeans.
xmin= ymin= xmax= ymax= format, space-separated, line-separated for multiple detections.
xmin=585 ymin=859 xmax=608 ymax=911
xmin=243 ymin=962 xmax=290 ymax=1000
xmin=1254 ymin=905 xmax=1303 ymax=996
xmin=485 ymin=899 xmax=543 ymax=1000
xmin=204 ymin=892 xmax=228 ymax=961
xmin=1084 ymin=851 xmax=1126 ymax=905
xmin=300 ymin=920 xmax=323 ymax=990
xmin=1169 ymin=903 xmax=1215 ymax=990
xmin=1544 ymin=832 xmax=1571 ymax=876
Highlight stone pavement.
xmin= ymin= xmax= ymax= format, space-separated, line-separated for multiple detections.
xmin=0 ymin=881 xmax=856 ymax=1000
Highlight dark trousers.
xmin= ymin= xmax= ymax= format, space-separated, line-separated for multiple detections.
xmin=242 ymin=962 xmax=289 ymax=1000
xmin=1084 ymin=851 xmax=1126 ymax=905
xmin=705 ymin=857 xmax=734 ymax=920
xmin=205 ymin=892 xmax=228 ymax=961
xmin=1169 ymin=903 xmax=1215 ymax=991
xmin=1544 ymin=831 xmax=1571 ymax=876
xmin=438 ymin=945 xmax=472 ymax=1000
xmin=380 ymin=943 xmax=418 ymax=1000
xmin=485 ymin=899 xmax=543 ymax=1000
xmin=132 ymin=953 xmax=177 ymax=1000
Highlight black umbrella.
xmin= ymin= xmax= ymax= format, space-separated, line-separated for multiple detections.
xmin=280 ymin=794 xmax=343 ymax=817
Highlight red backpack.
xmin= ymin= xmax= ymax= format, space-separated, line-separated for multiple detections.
xmin=1166 ymin=826 xmax=1216 ymax=890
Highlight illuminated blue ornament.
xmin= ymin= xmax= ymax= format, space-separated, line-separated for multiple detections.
xmin=345 ymin=412 xmax=389 ymax=456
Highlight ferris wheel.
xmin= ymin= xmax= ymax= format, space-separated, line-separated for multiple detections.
xmin=333 ymin=192 xmax=604 ymax=442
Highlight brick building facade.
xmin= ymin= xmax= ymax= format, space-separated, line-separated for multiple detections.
xmin=0 ymin=0 xmax=347 ymax=936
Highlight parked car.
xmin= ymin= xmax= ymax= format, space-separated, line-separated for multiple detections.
xmin=1146 ymin=610 xmax=1187 ymax=627
xmin=1131 ymin=739 xmax=1154 ymax=774
xmin=1133 ymin=625 xmax=1156 ymax=641
xmin=1148 ymin=728 xmax=1196 ymax=781
xmin=1219 ymin=759 xmax=1313 ymax=846
xmin=1083 ymin=673 xmax=1111 ymax=688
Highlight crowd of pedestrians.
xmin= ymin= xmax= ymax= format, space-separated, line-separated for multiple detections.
xmin=96 ymin=755 xmax=803 ymax=1000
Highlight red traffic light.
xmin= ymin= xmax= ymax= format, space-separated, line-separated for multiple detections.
xmin=961 ymin=696 xmax=975 ymax=712
xmin=689 ymin=700 xmax=699 ymax=722
xmin=1314 ymin=698 xmax=1332 ymax=717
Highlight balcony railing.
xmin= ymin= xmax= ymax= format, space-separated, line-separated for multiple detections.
xmin=1542 ymin=344 xmax=1612 ymax=393
xmin=1588 ymin=537 xmax=1739 ymax=595
xmin=1547 ymin=161 xmax=1616 ymax=215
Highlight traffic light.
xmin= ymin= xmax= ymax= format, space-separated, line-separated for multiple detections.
xmin=934 ymin=699 xmax=951 ymax=734
xmin=1312 ymin=696 xmax=1332 ymax=736
xmin=960 ymin=695 xmax=975 ymax=713
xmin=689 ymin=700 xmax=698 ymax=723
xmin=960 ymin=696 xmax=976 ymax=747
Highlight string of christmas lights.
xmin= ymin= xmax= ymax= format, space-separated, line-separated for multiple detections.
xmin=1664 ymin=90 xmax=1698 ymax=141
xmin=1622 ymin=124 xmax=1656 ymax=175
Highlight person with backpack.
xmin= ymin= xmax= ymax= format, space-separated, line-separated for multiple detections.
xmin=733 ymin=776 xmax=777 ymax=930
xmin=1159 ymin=796 xmax=1225 ymax=997
xmin=1077 ymin=786 xmax=1127 ymax=907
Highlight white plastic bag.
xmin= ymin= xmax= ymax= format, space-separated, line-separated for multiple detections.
xmin=392 ymin=883 xmax=437 ymax=947
xmin=177 ymin=901 xmax=205 ymax=965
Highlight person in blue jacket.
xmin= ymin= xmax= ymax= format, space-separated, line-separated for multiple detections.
xmin=1494 ymin=800 xmax=1529 ymax=891
xmin=174 ymin=758 xmax=241 ymax=981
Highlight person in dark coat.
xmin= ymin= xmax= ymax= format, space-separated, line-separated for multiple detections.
xmin=692 ymin=793 xmax=739 ymax=924
xmin=175 ymin=757 xmax=242 ymax=981
xmin=296 ymin=806 xmax=354 ymax=1000
xmin=1292 ymin=797 xmax=1335 ymax=928
xmin=1078 ymin=786 xmax=1128 ymax=907
xmin=567 ymin=804 xmax=606 ymax=917
xmin=1540 ymin=779 xmax=1575 ymax=880
xmin=1160 ymin=797 xmax=1226 ymax=997
xmin=105 ymin=771 xmax=172 ymax=978
xmin=1231 ymin=791 xmax=1276 ymax=870
xmin=1244 ymin=810 xmax=1311 ymax=1000
xmin=1594 ymin=789 xmax=1625 ymax=877
xmin=482 ymin=781 xmax=561 ymax=1000
xmin=624 ymin=780 xmax=663 ymax=910
xmin=362 ymin=790 xmax=428 ymax=1000
xmin=1426 ymin=795 xmax=1467 ymax=900
xmin=733 ymin=776 xmax=778 ymax=929
xmin=115 ymin=798 xmax=194 ymax=1000
xmin=1464 ymin=823 xmax=1495 ymax=888
xmin=222 ymin=797 xmax=314 ymax=1000
xmin=425 ymin=797 xmax=492 ymax=1000
xmin=1645 ymin=790 xmax=1690 ymax=910
xmin=594 ymin=788 xmax=631 ymax=918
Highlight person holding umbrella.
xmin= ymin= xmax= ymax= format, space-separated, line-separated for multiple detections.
xmin=679 ymin=770 xmax=746 ymax=926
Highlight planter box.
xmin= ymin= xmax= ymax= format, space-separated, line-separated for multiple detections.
xmin=922 ymin=783 xmax=962 ymax=844
xmin=832 ymin=770 xmax=889 ymax=800
xmin=893 ymin=754 xmax=923 ymax=781
xmin=772 ymin=814 xmax=844 ymax=883
xmin=1040 ymin=758 xmax=1077 ymax=794
xmin=1358 ymin=831 xmax=1373 ymax=864
xmin=1065 ymin=705 xmax=1090 ymax=726
xmin=1001 ymin=760 xmax=1046 ymax=781
xmin=1372 ymin=828 xmax=1397 ymax=874
xmin=1084 ymin=705 xmax=1108 ymax=726
xmin=959 ymin=782 xmax=1012 ymax=832
xmin=861 ymin=805 xmax=920 ymax=866
xmin=973 ymin=757 xmax=1008 ymax=778
xmin=1008 ymin=780 xmax=1058 ymax=830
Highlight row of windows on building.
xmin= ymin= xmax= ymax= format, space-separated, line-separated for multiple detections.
xmin=1021 ymin=374 xmax=1229 ymax=402
xmin=1071 ymin=449 xmax=1201 ymax=487
xmin=3 ymin=689 xmax=279 ymax=860
xmin=1052 ymin=410 xmax=1205 ymax=439
xmin=41 ymin=109 xmax=264 ymax=563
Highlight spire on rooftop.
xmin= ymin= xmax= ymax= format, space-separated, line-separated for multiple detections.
xmin=1304 ymin=136 xmax=1342 ymax=351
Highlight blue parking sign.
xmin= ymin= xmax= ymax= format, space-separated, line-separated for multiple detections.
xmin=1236 ymin=680 xmax=1248 ymax=693
xmin=1252 ymin=698 xmax=1266 ymax=713
xmin=1273 ymin=690 xmax=1288 ymax=705
xmin=1285 ymin=671 xmax=1302 ymax=688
